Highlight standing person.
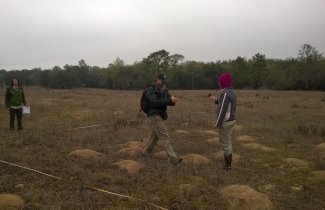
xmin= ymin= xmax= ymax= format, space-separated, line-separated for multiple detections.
xmin=209 ymin=72 xmax=236 ymax=170
xmin=142 ymin=73 xmax=183 ymax=165
xmin=5 ymin=79 xmax=27 ymax=131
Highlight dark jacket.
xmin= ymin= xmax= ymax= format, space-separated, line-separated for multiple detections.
xmin=146 ymin=84 xmax=174 ymax=118
xmin=215 ymin=88 xmax=236 ymax=127
xmin=5 ymin=87 xmax=26 ymax=108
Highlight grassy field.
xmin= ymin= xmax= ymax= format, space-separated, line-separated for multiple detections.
xmin=0 ymin=87 xmax=324 ymax=210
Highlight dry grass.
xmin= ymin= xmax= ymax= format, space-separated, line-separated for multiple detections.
xmin=0 ymin=87 xmax=324 ymax=209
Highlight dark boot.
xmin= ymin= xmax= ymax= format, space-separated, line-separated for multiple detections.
xmin=223 ymin=154 xmax=232 ymax=170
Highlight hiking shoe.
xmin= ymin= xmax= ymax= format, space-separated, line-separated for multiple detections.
xmin=170 ymin=157 xmax=183 ymax=165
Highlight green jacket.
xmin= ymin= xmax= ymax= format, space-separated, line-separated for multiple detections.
xmin=5 ymin=87 xmax=26 ymax=108
xmin=146 ymin=84 xmax=174 ymax=118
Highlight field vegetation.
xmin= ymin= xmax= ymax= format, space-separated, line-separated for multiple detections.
xmin=0 ymin=87 xmax=324 ymax=209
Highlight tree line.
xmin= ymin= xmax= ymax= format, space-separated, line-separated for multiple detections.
xmin=1 ymin=44 xmax=324 ymax=90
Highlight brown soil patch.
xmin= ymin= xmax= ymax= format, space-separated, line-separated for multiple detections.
xmin=197 ymin=130 xmax=218 ymax=135
xmin=237 ymin=135 xmax=255 ymax=143
xmin=240 ymin=143 xmax=277 ymax=152
xmin=68 ymin=149 xmax=102 ymax=160
xmin=153 ymin=151 xmax=167 ymax=158
xmin=206 ymin=137 xmax=219 ymax=143
xmin=316 ymin=143 xmax=325 ymax=154
xmin=112 ymin=160 xmax=144 ymax=174
xmin=281 ymin=158 xmax=310 ymax=171
xmin=179 ymin=184 xmax=197 ymax=197
xmin=123 ymin=141 xmax=145 ymax=148
xmin=181 ymin=154 xmax=211 ymax=166
xmin=213 ymin=151 xmax=241 ymax=162
xmin=119 ymin=141 xmax=144 ymax=156
xmin=309 ymin=170 xmax=325 ymax=182
xmin=234 ymin=124 xmax=244 ymax=131
xmin=118 ymin=147 xmax=142 ymax=156
xmin=0 ymin=194 xmax=24 ymax=209
xmin=113 ymin=111 xmax=127 ymax=123
xmin=174 ymin=130 xmax=190 ymax=134
xmin=219 ymin=185 xmax=273 ymax=210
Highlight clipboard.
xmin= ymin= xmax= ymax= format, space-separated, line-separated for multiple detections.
xmin=22 ymin=106 xmax=30 ymax=114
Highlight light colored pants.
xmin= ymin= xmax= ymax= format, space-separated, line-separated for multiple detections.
xmin=219 ymin=120 xmax=236 ymax=156
xmin=142 ymin=115 xmax=177 ymax=158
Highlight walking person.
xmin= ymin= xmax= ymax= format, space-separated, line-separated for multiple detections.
xmin=209 ymin=72 xmax=236 ymax=170
xmin=142 ymin=73 xmax=183 ymax=165
xmin=5 ymin=79 xmax=27 ymax=131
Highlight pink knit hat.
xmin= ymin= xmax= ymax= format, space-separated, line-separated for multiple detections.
xmin=218 ymin=72 xmax=233 ymax=89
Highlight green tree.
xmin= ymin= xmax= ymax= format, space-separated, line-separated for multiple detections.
xmin=143 ymin=49 xmax=169 ymax=73
xmin=250 ymin=53 xmax=267 ymax=88
xmin=296 ymin=44 xmax=323 ymax=90
xmin=231 ymin=57 xmax=250 ymax=88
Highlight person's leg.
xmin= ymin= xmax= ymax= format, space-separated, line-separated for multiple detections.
xmin=142 ymin=116 xmax=159 ymax=156
xmin=154 ymin=116 xmax=182 ymax=164
xmin=219 ymin=120 xmax=235 ymax=169
xmin=154 ymin=116 xmax=177 ymax=158
xmin=17 ymin=108 xmax=23 ymax=130
xmin=9 ymin=108 xmax=15 ymax=130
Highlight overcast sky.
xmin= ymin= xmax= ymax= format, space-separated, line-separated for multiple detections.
xmin=1 ymin=0 xmax=324 ymax=70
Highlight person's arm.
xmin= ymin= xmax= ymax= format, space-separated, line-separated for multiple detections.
xmin=215 ymin=93 xmax=230 ymax=127
xmin=167 ymin=92 xmax=175 ymax=106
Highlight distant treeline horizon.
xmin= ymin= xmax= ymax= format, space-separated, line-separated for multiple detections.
xmin=1 ymin=44 xmax=324 ymax=90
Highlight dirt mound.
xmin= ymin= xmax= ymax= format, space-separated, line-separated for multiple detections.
xmin=309 ymin=170 xmax=325 ymax=182
xmin=68 ymin=149 xmax=102 ymax=160
xmin=153 ymin=151 xmax=167 ymax=158
xmin=219 ymin=185 xmax=273 ymax=210
xmin=118 ymin=147 xmax=142 ymax=156
xmin=237 ymin=135 xmax=255 ymax=142
xmin=234 ymin=125 xmax=244 ymax=131
xmin=179 ymin=184 xmax=197 ymax=197
xmin=174 ymin=130 xmax=190 ymax=134
xmin=113 ymin=111 xmax=127 ymax=124
xmin=240 ymin=143 xmax=277 ymax=152
xmin=213 ymin=151 xmax=241 ymax=162
xmin=119 ymin=141 xmax=144 ymax=156
xmin=181 ymin=154 xmax=211 ymax=166
xmin=112 ymin=160 xmax=144 ymax=174
xmin=0 ymin=194 xmax=24 ymax=209
xmin=281 ymin=158 xmax=310 ymax=171
xmin=206 ymin=137 xmax=219 ymax=143
xmin=123 ymin=141 xmax=145 ymax=148
xmin=316 ymin=143 xmax=325 ymax=154
xmin=197 ymin=130 xmax=218 ymax=135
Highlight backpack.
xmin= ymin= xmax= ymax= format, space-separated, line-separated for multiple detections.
xmin=140 ymin=85 xmax=152 ymax=114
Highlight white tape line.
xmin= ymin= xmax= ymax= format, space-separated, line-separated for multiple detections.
xmin=0 ymin=160 xmax=62 ymax=180
xmin=0 ymin=159 xmax=168 ymax=210
xmin=64 ymin=124 xmax=106 ymax=131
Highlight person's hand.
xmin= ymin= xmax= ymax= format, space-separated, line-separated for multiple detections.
xmin=209 ymin=95 xmax=216 ymax=101
xmin=171 ymin=96 xmax=179 ymax=104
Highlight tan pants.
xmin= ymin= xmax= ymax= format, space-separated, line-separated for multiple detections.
xmin=219 ymin=120 xmax=236 ymax=156
xmin=142 ymin=115 xmax=177 ymax=158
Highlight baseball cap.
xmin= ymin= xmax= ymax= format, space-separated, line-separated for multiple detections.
xmin=157 ymin=73 xmax=167 ymax=81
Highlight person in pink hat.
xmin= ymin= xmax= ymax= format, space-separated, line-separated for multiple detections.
xmin=209 ymin=72 xmax=237 ymax=170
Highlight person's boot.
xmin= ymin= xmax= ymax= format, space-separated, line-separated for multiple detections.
xmin=223 ymin=154 xmax=232 ymax=170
